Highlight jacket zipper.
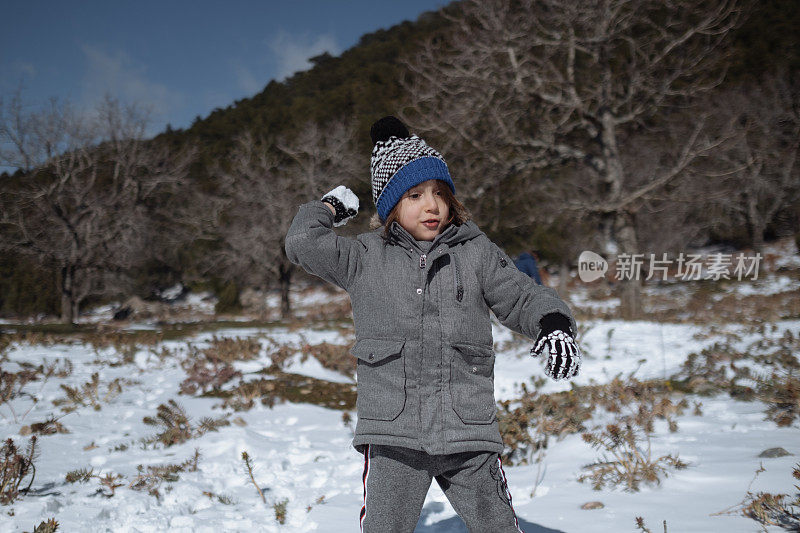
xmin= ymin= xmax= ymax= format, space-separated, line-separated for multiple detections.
xmin=453 ymin=254 xmax=463 ymax=302
xmin=421 ymin=251 xmax=462 ymax=301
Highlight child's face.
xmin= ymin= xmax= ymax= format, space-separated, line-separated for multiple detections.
xmin=396 ymin=179 xmax=450 ymax=241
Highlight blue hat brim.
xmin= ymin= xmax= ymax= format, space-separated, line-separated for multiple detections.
xmin=376 ymin=157 xmax=454 ymax=223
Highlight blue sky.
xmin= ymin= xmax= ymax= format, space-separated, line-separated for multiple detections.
xmin=1 ymin=0 xmax=448 ymax=136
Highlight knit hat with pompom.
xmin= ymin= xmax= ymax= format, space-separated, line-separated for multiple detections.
xmin=369 ymin=116 xmax=455 ymax=223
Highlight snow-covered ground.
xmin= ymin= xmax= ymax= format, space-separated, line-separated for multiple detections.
xmin=2 ymin=236 xmax=798 ymax=532
xmin=1 ymin=315 xmax=799 ymax=532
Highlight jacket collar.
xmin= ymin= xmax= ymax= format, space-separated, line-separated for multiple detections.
xmin=387 ymin=220 xmax=483 ymax=253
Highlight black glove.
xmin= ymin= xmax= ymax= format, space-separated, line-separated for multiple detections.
xmin=321 ymin=185 xmax=359 ymax=227
xmin=531 ymin=313 xmax=581 ymax=381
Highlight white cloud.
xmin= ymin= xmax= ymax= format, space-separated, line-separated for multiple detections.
xmin=268 ymin=30 xmax=341 ymax=81
xmin=233 ymin=62 xmax=262 ymax=95
xmin=79 ymin=44 xmax=181 ymax=130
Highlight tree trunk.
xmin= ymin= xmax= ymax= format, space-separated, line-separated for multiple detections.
xmin=614 ymin=211 xmax=643 ymax=319
xmin=751 ymin=221 xmax=765 ymax=254
xmin=60 ymin=264 xmax=75 ymax=325
xmin=558 ymin=260 xmax=570 ymax=300
xmin=746 ymin=195 xmax=765 ymax=253
xmin=599 ymin=108 xmax=643 ymax=319
xmin=257 ymin=284 xmax=270 ymax=321
xmin=279 ymin=263 xmax=292 ymax=320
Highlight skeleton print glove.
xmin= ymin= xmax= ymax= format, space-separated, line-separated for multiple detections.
xmin=531 ymin=313 xmax=582 ymax=381
xmin=321 ymin=185 xmax=359 ymax=227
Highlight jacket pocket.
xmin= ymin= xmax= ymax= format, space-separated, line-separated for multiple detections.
xmin=352 ymin=338 xmax=407 ymax=421
xmin=449 ymin=342 xmax=496 ymax=424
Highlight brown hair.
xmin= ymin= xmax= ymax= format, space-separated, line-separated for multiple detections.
xmin=369 ymin=180 xmax=471 ymax=240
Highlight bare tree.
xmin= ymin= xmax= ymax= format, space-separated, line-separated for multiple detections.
xmin=0 ymin=94 xmax=196 ymax=324
xmin=0 ymin=86 xmax=50 ymax=173
xmin=704 ymin=71 xmax=800 ymax=252
xmin=400 ymin=0 xmax=747 ymax=318
xmin=211 ymin=119 xmax=360 ymax=319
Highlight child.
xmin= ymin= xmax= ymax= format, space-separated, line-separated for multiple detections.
xmin=285 ymin=116 xmax=581 ymax=533
xmin=514 ymin=251 xmax=544 ymax=285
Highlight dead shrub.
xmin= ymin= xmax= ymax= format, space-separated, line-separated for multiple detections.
xmin=273 ymin=498 xmax=289 ymax=524
xmin=499 ymin=375 xmax=687 ymax=466
xmin=219 ymin=380 xmax=270 ymax=411
xmin=1 ymin=368 xmax=40 ymax=422
xmin=757 ymin=371 xmax=800 ymax=427
xmin=23 ymin=415 xmax=69 ymax=436
xmin=52 ymin=372 xmax=124 ymax=413
xmin=498 ymin=382 xmax=594 ymax=466
xmin=588 ymin=377 xmax=688 ymax=434
xmin=300 ymin=341 xmax=354 ymax=378
xmin=180 ymin=359 xmax=241 ymax=395
xmin=96 ymin=472 xmax=125 ymax=497
xmin=86 ymin=332 xmax=143 ymax=366
xmin=1 ymin=436 xmax=38 ymax=505
xmin=143 ymin=399 xmax=229 ymax=447
xmin=1 ymin=331 xmax=61 ymax=348
xmin=261 ymin=334 xmax=352 ymax=376
xmin=647 ymin=283 xmax=800 ymax=324
xmin=741 ymin=492 xmax=800 ymax=530
xmin=300 ymin=298 xmax=352 ymax=321
xmin=65 ymin=466 xmax=125 ymax=499
xmin=0 ymin=334 xmax=12 ymax=359
xmin=129 ymin=448 xmax=200 ymax=500
xmin=29 ymin=518 xmax=59 ymax=533
xmin=201 ymin=335 xmax=261 ymax=364
xmin=202 ymin=490 xmax=236 ymax=505
xmin=150 ymin=344 xmax=181 ymax=363
xmin=635 ymin=516 xmax=668 ymax=533
xmin=671 ymin=327 xmax=800 ymax=426
xmin=1 ymin=359 xmax=72 ymax=422
xmin=179 ymin=336 xmax=261 ymax=395
xmin=68 ymin=451 xmax=200 ymax=501
xmin=751 ymin=328 xmax=800 ymax=369
xmin=714 ymin=462 xmax=800 ymax=530
xmin=218 ymin=372 xmax=356 ymax=412
xmin=578 ymin=421 xmax=688 ymax=491
xmin=65 ymin=467 xmax=94 ymax=484
xmin=44 ymin=358 xmax=73 ymax=378
xmin=263 ymin=337 xmax=298 ymax=370
xmin=671 ymin=341 xmax=754 ymax=397
xmin=241 ymin=451 xmax=266 ymax=504
xmin=85 ymin=330 xmax=162 ymax=353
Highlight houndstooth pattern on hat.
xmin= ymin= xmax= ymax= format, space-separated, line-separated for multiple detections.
xmin=370 ymin=134 xmax=445 ymax=206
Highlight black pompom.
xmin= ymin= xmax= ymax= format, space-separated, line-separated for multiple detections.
xmin=370 ymin=116 xmax=410 ymax=145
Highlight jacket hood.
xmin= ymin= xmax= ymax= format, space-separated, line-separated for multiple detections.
xmin=387 ymin=220 xmax=483 ymax=253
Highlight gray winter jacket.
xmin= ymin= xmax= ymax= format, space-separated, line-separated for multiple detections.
xmin=285 ymin=200 xmax=577 ymax=455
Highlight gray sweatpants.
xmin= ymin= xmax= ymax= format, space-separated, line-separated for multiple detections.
xmin=358 ymin=444 xmax=524 ymax=533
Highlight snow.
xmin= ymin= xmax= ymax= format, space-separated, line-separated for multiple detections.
xmin=2 ymin=238 xmax=799 ymax=532
xmin=158 ymin=284 xmax=185 ymax=301
xmin=281 ymin=353 xmax=355 ymax=385
xmin=732 ymin=274 xmax=800 ymax=296
xmin=2 ymin=315 xmax=799 ymax=532
xmin=183 ymin=292 xmax=217 ymax=314
xmin=767 ymin=238 xmax=800 ymax=270
xmin=261 ymin=285 xmax=349 ymax=315
xmin=78 ymin=303 xmax=119 ymax=324
xmin=569 ymin=289 xmax=620 ymax=312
